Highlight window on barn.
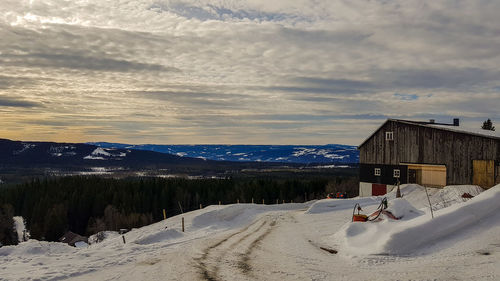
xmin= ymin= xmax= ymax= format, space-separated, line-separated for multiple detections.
xmin=385 ymin=131 xmax=394 ymax=141
xmin=374 ymin=168 xmax=381 ymax=176
xmin=393 ymin=169 xmax=400 ymax=178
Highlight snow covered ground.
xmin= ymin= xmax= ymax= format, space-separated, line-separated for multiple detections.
xmin=1 ymin=184 xmax=499 ymax=280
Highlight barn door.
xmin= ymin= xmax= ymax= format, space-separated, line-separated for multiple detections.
xmin=473 ymin=160 xmax=495 ymax=188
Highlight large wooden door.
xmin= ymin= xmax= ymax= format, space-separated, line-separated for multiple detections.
xmin=405 ymin=164 xmax=445 ymax=187
xmin=473 ymin=160 xmax=495 ymax=188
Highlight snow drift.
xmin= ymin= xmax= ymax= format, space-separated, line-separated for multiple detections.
xmin=192 ymin=203 xmax=309 ymax=230
xmin=305 ymin=197 xmax=381 ymax=214
xmin=335 ymin=184 xmax=500 ymax=256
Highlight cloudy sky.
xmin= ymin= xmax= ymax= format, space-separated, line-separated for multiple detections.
xmin=1 ymin=0 xmax=499 ymax=145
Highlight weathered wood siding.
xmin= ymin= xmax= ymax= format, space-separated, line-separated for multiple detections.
xmin=496 ymin=163 xmax=500 ymax=185
xmin=359 ymin=120 xmax=500 ymax=185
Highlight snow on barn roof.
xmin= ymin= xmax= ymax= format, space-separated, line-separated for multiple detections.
xmin=426 ymin=123 xmax=499 ymax=139
xmin=358 ymin=119 xmax=500 ymax=148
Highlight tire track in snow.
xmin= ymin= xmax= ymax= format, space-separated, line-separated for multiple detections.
xmin=195 ymin=218 xmax=268 ymax=280
xmin=236 ymin=219 xmax=276 ymax=276
xmin=196 ymin=215 xmax=277 ymax=281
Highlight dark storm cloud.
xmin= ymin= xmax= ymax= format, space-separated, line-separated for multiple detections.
xmin=1 ymin=53 xmax=179 ymax=73
xmin=0 ymin=95 xmax=42 ymax=108
xmin=263 ymin=66 xmax=500 ymax=100
xmin=0 ymin=75 xmax=40 ymax=89
xmin=132 ymin=90 xmax=254 ymax=108
xmin=263 ymin=77 xmax=374 ymax=95
xmin=383 ymin=68 xmax=498 ymax=90
xmin=0 ymin=22 xmax=178 ymax=73
xmin=279 ymin=27 xmax=373 ymax=45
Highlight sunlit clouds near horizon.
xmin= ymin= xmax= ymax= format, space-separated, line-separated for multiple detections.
xmin=1 ymin=0 xmax=499 ymax=145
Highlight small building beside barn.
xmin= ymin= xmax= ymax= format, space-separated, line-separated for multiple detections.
xmin=358 ymin=119 xmax=500 ymax=196
xmin=59 ymin=231 xmax=88 ymax=247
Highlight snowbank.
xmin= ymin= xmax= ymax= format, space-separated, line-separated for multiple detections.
xmin=335 ymin=184 xmax=500 ymax=256
xmin=88 ymin=231 xmax=121 ymax=245
xmin=307 ymin=184 xmax=483 ymax=215
xmin=385 ymin=198 xmax=424 ymax=220
xmin=305 ymin=197 xmax=381 ymax=214
xmin=192 ymin=203 xmax=309 ymax=230
xmin=385 ymin=184 xmax=483 ymax=211
xmin=13 ymin=216 xmax=26 ymax=243
xmin=134 ymin=229 xmax=184 ymax=245
xmin=0 ymin=240 xmax=76 ymax=256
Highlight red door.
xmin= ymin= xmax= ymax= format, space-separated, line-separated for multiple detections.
xmin=372 ymin=184 xmax=387 ymax=196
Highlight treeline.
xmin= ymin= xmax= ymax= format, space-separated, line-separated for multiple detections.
xmin=0 ymin=204 xmax=18 ymax=246
xmin=0 ymin=175 xmax=357 ymax=243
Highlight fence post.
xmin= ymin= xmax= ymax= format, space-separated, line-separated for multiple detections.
xmin=178 ymin=201 xmax=184 ymax=214
xmin=237 ymin=199 xmax=239 ymax=204
xmin=276 ymin=199 xmax=278 ymax=204
xmin=200 ymin=204 xmax=202 ymax=209
xmin=424 ymin=187 xmax=434 ymax=219
xmin=182 ymin=217 xmax=185 ymax=232
xmin=219 ymin=201 xmax=221 ymax=205
xmin=163 ymin=209 xmax=167 ymax=220
xmin=252 ymin=198 xmax=254 ymax=204
xmin=122 ymin=235 xmax=126 ymax=244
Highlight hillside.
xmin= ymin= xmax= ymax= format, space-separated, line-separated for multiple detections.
xmin=0 ymin=139 xmax=358 ymax=184
xmin=0 ymin=139 xmax=208 ymax=167
xmin=0 ymin=184 xmax=498 ymax=280
xmin=89 ymin=143 xmax=359 ymax=164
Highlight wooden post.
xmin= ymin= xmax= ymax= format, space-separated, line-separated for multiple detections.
xmin=291 ymin=199 xmax=293 ymax=203
xmin=282 ymin=199 xmax=285 ymax=204
xmin=122 ymin=235 xmax=126 ymax=244
xmin=237 ymin=199 xmax=239 ymax=204
xmin=251 ymin=198 xmax=254 ymax=204
xmin=262 ymin=199 xmax=264 ymax=204
xmin=178 ymin=201 xmax=184 ymax=214
xmin=424 ymin=187 xmax=434 ymax=219
xmin=396 ymin=180 xmax=402 ymax=198
xmin=276 ymin=199 xmax=279 ymax=204
xmin=200 ymin=204 xmax=202 ymax=209
xmin=219 ymin=201 xmax=221 ymax=205
xmin=163 ymin=209 xmax=167 ymax=220
xmin=182 ymin=217 xmax=185 ymax=232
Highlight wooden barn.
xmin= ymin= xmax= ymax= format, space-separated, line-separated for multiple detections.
xmin=358 ymin=119 xmax=500 ymax=196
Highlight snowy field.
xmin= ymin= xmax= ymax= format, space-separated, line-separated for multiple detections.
xmin=1 ymin=184 xmax=500 ymax=281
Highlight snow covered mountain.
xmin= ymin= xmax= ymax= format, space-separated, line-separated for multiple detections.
xmin=0 ymin=139 xmax=200 ymax=166
xmin=89 ymin=143 xmax=359 ymax=164
xmin=0 ymin=138 xmax=244 ymax=180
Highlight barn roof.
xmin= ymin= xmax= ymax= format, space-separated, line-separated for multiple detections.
xmin=358 ymin=119 xmax=500 ymax=149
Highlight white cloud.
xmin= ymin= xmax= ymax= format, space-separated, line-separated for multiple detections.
xmin=0 ymin=0 xmax=499 ymax=145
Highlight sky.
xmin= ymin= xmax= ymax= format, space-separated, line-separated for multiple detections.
xmin=1 ymin=0 xmax=499 ymax=145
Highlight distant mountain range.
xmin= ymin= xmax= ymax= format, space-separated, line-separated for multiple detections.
xmin=89 ymin=143 xmax=359 ymax=164
xmin=0 ymin=138 xmax=210 ymax=168
xmin=0 ymin=139 xmax=359 ymax=183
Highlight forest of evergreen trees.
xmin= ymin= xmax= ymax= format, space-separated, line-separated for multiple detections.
xmin=0 ymin=174 xmax=357 ymax=245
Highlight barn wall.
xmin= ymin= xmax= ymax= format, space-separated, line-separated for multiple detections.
xmin=359 ymin=163 xmax=408 ymax=185
xmin=495 ymin=162 xmax=500 ymax=185
xmin=359 ymin=121 xmax=500 ymax=185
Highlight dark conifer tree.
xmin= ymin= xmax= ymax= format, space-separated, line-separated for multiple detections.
xmin=482 ymin=119 xmax=495 ymax=131
xmin=0 ymin=204 xmax=18 ymax=246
